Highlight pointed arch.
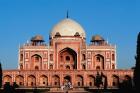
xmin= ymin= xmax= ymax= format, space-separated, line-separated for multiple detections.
xmin=112 ymin=74 xmax=119 ymax=88
xmin=94 ymin=54 xmax=104 ymax=70
xmin=39 ymin=75 xmax=48 ymax=86
xmin=27 ymin=75 xmax=36 ymax=87
xmin=3 ymin=75 xmax=12 ymax=84
xmin=59 ymin=47 xmax=77 ymax=69
xmin=64 ymin=75 xmax=72 ymax=85
xmin=76 ymin=75 xmax=84 ymax=86
xmin=31 ymin=54 xmax=42 ymax=62
xmin=52 ymin=75 xmax=60 ymax=86
xmin=15 ymin=75 xmax=24 ymax=86
xmin=88 ymin=75 xmax=95 ymax=87
xmin=31 ymin=54 xmax=42 ymax=70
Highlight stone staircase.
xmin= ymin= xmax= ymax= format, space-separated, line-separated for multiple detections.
xmin=47 ymin=87 xmax=89 ymax=93
xmin=47 ymin=90 xmax=89 ymax=93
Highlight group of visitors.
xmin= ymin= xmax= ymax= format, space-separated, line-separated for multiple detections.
xmin=61 ymin=79 xmax=72 ymax=90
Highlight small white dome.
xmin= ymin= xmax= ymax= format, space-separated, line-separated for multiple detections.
xmin=50 ymin=18 xmax=86 ymax=38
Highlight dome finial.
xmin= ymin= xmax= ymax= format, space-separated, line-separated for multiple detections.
xmin=66 ymin=10 xmax=69 ymax=18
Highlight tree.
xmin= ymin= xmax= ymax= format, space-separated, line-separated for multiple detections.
xmin=95 ymin=72 xmax=103 ymax=88
xmin=0 ymin=62 xmax=2 ymax=88
xmin=134 ymin=32 xmax=140 ymax=93
xmin=3 ymin=82 xmax=14 ymax=93
xmin=119 ymin=77 xmax=133 ymax=93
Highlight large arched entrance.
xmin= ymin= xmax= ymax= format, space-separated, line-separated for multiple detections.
xmin=59 ymin=48 xmax=77 ymax=70
xmin=15 ymin=75 xmax=24 ymax=86
xmin=112 ymin=75 xmax=119 ymax=88
xmin=52 ymin=75 xmax=60 ymax=86
xmin=94 ymin=54 xmax=104 ymax=70
xmin=62 ymin=75 xmax=72 ymax=89
xmin=27 ymin=75 xmax=36 ymax=87
xmin=3 ymin=75 xmax=12 ymax=85
xmin=31 ymin=54 xmax=42 ymax=70
xmin=88 ymin=75 xmax=95 ymax=87
xmin=39 ymin=75 xmax=48 ymax=86
xmin=64 ymin=75 xmax=71 ymax=84
xmin=76 ymin=75 xmax=83 ymax=86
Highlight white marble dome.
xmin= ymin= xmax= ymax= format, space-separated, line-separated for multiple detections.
xmin=50 ymin=18 xmax=86 ymax=38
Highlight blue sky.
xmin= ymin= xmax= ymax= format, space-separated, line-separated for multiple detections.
xmin=0 ymin=0 xmax=140 ymax=69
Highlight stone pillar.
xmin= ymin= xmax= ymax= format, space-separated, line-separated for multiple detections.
xmin=72 ymin=74 xmax=76 ymax=87
xmin=107 ymin=73 xmax=112 ymax=87
xmin=12 ymin=72 xmax=15 ymax=83
xmin=48 ymin=73 xmax=51 ymax=86
xmin=60 ymin=73 xmax=63 ymax=86
xmin=24 ymin=73 xmax=27 ymax=86
xmin=84 ymin=73 xmax=87 ymax=86
xmin=36 ymin=72 xmax=39 ymax=86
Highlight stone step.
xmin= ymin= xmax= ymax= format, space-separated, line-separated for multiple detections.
xmin=47 ymin=90 xmax=89 ymax=93
xmin=48 ymin=87 xmax=89 ymax=93
xmin=68 ymin=91 xmax=89 ymax=93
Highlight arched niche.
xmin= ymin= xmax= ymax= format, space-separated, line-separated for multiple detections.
xmin=58 ymin=48 xmax=77 ymax=70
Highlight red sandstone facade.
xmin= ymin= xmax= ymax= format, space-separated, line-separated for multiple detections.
xmin=2 ymin=18 xmax=133 ymax=88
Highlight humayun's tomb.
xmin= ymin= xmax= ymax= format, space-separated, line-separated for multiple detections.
xmin=2 ymin=17 xmax=133 ymax=91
